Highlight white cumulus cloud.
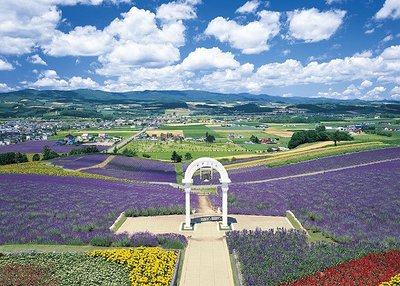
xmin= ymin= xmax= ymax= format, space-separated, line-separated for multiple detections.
xmin=205 ymin=10 xmax=280 ymax=54
xmin=236 ymin=0 xmax=260 ymax=14
xmin=156 ymin=0 xmax=198 ymax=22
xmin=360 ymin=80 xmax=373 ymax=89
xmin=287 ymin=8 xmax=346 ymax=42
xmin=375 ymin=0 xmax=400 ymax=20
xmin=28 ymin=54 xmax=47 ymax=65
xmin=30 ymin=69 xmax=99 ymax=90
xmin=181 ymin=47 xmax=239 ymax=71
xmin=44 ymin=26 xmax=113 ymax=57
xmin=0 ymin=58 xmax=13 ymax=70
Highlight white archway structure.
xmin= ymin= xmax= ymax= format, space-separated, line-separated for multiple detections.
xmin=182 ymin=157 xmax=231 ymax=229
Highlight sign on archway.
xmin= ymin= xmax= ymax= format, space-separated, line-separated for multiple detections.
xmin=182 ymin=157 xmax=231 ymax=229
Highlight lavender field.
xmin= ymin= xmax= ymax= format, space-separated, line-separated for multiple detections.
xmin=211 ymin=159 xmax=400 ymax=242
xmin=51 ymin=154 xmax=109 ymax=170
xmin=0 ymin=174 xmax=194 ymax=244
xmin=0 ymin=140 xmax=108 ymax=154
xmin=227 ymin=229 xmax=391 ymax=286
xmin=83 ymin=156 xmax=177 ymax=183
xmin=228 ymin=147 xmax=400 ymax=183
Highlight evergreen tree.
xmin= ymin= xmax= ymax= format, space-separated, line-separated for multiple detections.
xmin=184 ymin=152 xmax=192 ymax=160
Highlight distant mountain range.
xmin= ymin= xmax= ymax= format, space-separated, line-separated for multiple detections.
xmin=0 ymin=89 xmax=381 ymax=104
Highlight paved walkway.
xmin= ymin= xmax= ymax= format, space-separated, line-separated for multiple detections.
xmin=116 ymin=195 xmax=293 ymax=286
xmin=179 ymin=222 xmax=234 ymax=286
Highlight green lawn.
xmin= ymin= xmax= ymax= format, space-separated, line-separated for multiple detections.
xmin=352 ymin=133 xmax=400 ymax=146
xmin=158 ymin=125 xmax=221 ymax=138
xmin=49 ymin=129 xmax=137 ymax=140
xmin=121 ymin=140 xmax=250 ymax=161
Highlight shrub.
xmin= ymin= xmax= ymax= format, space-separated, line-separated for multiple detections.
xmin=157 ymin=233 xmax=187 ymax=249
xmin=90 ymin=235 xmax=113 ymax=247
xmin=125 ymin=206 xmax=184 ymax=217
xmin=32 ymin=153 xmax=41 ymax=161
xmin=130 ymin=232 xmax=158 ymax=247
xmin=122 ymin=148 xmax=137 ymax=157
xmin=142 ymin=153 xmax=151 ymax=158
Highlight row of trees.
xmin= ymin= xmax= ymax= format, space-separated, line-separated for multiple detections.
xmin=0 ymin=152 xmax=28 ymax=165
xmin=0 ymin=145 xmax=101 ymax=166
xmin=288 ymin=126 xmax=353 ymax=149
xmin=171 ymin=151 xmax=192 ymax=163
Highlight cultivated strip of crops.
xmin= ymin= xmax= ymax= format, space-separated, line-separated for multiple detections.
xmin=0 ymin=253 xmax=131 ymax=285
xmin=211 ymin=159 xmax=400 ymax=242
xmin=0 ymin=174 xmax=196 ymax=244
xmin=51 ymin=154 xmax=110 ymax=170
xmin=227 ymin=229 xmax=398 ymax=286
xmin=225 ymin=141 xmax=385 ymax=169
xmin=228 ymin=147 xmax=400 ymax=183
xmin=0 ymin=161 xmax=125 ymax=181
xmin=82 ymin=156 xmax=177 ymax=183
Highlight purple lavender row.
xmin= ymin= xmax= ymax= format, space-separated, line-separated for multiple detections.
xmin=0 ymin=140 xmax=108 ymax=154
xmin=228 ymin=147 xmax=400 ymax=183
xmin=210 ymin=159 xmax=400 ymax=242
xmin=51 ymin=154 xmax=110 ymax=170
xmin=83 ymin=156 xmax=177 ymax=183
xmin=0 ymin=174 xmax=196 ymax=245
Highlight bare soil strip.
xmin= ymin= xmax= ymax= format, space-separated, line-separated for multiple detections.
xmin=76 ymin=155 xmax=114 ymax=172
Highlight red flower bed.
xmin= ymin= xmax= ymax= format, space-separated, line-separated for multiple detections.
xmin=282 ymin=250 xmax=400 ymax=286
xmin=0 ymin=263 xmax=58 ymax=286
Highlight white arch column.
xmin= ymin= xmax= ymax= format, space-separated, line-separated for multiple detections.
xmin=184 ymin=183 xmax=192 ymax=229
xmin=221 ymin=183 xmax=229 ymax=228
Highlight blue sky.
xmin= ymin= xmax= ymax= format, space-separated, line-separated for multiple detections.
xmin=0 ymin=0 xmax=399 ymax=100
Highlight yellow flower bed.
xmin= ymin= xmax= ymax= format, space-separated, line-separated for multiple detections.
xmin=380 ymin=273 xmax=400 ymax=286
xmin=86 ymin=247 xmax=178 ymax=286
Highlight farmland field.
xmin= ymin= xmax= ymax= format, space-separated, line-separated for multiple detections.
xmin=0 ymin=140 xmax=108 ymax=154
xmin=121 ymin=139 xmax=249 ymax=161
xmin=0 ymin=174 xmax=195 ymax=244
xmin=227 ymin=229 xmax=399 ymax=286
xmin=211 ymin=159 xmax=400 ymax=242
xmin=82 ymin=156 xmax=177 ymax=183
xmin=51 ymin=154 xmax=109 ymax=170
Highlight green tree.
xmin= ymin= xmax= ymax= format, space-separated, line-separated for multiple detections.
xmin=250 ymin=135 xmax=260 ymax=144
xmin=205 ymin=132 xmax=215 ymax=143
xmin=315 ymin=125 xmax=326 ymax=132
xmin=171 ymin=151 xmax=182 ymax=163
xmin=122 ymin=148 xmax=137 ymax=157
xmin=15 ymin=152 xmax=28 ymax=163
xmin=42 ymin=146 xmax=59 ymax=160
xmin=184 ymin=152 xmax=192 ymax=161
xmin=32 ymin=154 xmax=41 ymax=161
xmin=329 ymin=131 xmax=353 ymax=146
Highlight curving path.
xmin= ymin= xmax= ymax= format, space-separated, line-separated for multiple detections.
xmin=76 ymin=155 xmax=115 ymax=172
xmin=240 ymin=157 xmax=400 ymax=185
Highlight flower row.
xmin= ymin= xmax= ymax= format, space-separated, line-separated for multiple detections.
xmin=87 ymin=247 xmax=178 ymax=286
xmin=380 ymin=273 xmax=400 ymax=286
xmin=281 ymin=250 xmax=400 ymax=286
